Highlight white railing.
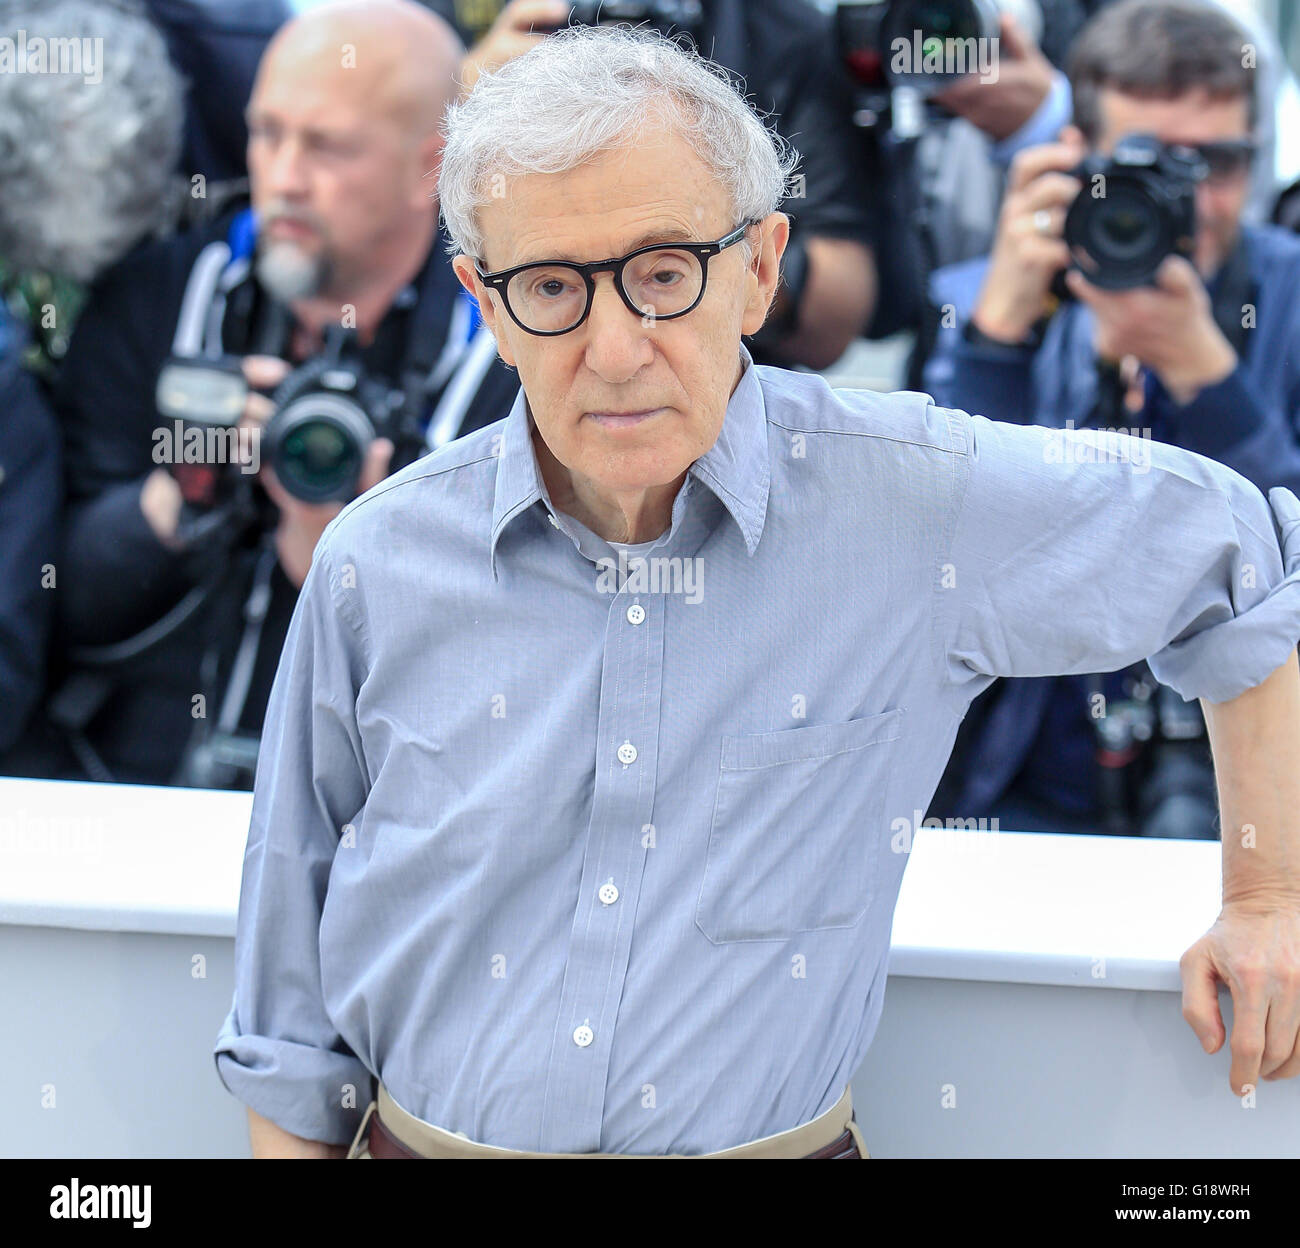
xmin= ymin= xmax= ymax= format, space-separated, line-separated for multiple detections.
xmin=0 ymin=775 xmax=1295 ymax=1158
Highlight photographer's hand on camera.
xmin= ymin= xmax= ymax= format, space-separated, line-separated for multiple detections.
xmin=971 ymin=135 xmax=1085 ymax=344
xmin=1065 ymin=256 xmax=1239 ymax=406
xmin=139 ymin=466 xmax=185 ymax=548
xmin=139 ymin=354 xmax=286 ymax=550
xmin=458 ymin=0 xmax=570 ymax=96
xmin=932 ymin=14 xmax=1055 ymax=143
xmin=235 ymin=354 xmax=394 ymax=588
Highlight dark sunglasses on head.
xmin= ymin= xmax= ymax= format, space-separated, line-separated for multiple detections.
xmin=1170 ymin=138 xmax=1257 ymax=183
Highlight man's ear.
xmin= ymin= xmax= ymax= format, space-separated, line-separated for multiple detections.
xmin=741 ymin=211 xmax=790 ymax=337
xmin=452 ymin=254 xmax=516 ymax=368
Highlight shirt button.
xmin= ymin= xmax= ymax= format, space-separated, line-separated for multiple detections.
xmin=573 ymin=1025 xmax=594 ymax=1048
xmin=598 ymin=882 xmax=619 ymax=905
xmin=626 ymin=603 xmax=646 ymax=625
xmin=617 ymin=742 xmax=638 ymax=765
xmin=547 ymin=513 xmax=561 ymax=528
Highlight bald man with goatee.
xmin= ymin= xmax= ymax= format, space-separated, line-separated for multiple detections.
xmin=25 ymin=0 xmax=517 ymax=799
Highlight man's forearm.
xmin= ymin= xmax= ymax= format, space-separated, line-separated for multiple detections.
xmin=247 ymin=1106 xmax=348 ymax=1158
xmin=1201 ymin=649 xmax=1300 ymax=905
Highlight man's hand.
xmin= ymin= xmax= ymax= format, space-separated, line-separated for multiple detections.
xmin=1065 ymin=256 xmax=1238 ymax=405
xmin=1181 ymin=899 xmax=1300 ymax=1093
xmin=139 ymin=353 xmax=300 ymax=545
xmin=458 ymin=0 xmax=569 ymax=96
xmin=139 ymin=465 xmax=184 ymax=544
xmin=970 ymin=132 xmax=1085 ymax=343
xmin=932 ymin=14 xmax=1055 ymax=142
xmin=239 ymin=355 xmax=394 ymax=589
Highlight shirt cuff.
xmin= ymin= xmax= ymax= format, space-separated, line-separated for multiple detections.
xmin=213 ymin=1004 xmax=374 ymax=1147
xmin=1147 ymin=488 xmax=1300 ymax=703
xmin=991 ymin=70 xmax=1071 ymax=165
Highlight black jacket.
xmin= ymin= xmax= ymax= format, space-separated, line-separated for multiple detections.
xmin=0 ymin=314 xmax=61 ymax=755
xmin=11 ymin=206 xmax=517 ymax=787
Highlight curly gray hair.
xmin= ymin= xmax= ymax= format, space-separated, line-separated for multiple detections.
xmin=0 ymin=0 xmax=184 ymax=282
xmin=437 ymin=23 xmax=799 ymax=267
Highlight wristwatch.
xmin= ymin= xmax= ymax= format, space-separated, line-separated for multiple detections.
xmin=961 ymin=313 xmax=1045 ymax=352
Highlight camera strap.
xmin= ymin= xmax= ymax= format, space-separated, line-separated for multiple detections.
xmin=397 ymin=234 xmax=501 ymax=454
xmin=425 ymin=311 xmax=500 ymax=451
xmin=173 ymin=239 xmax=234 ymax=359
xmin=211 ymin=540 xmax=278 ymax=739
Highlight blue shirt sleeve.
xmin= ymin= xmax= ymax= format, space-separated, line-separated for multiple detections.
xmin=935 ymin=407 xmax=1300 ymax=707
xmin=213 ymin=536 xmax=374 ymax=1146
xmin=989 ymin=69 xmax=1071 ymax=166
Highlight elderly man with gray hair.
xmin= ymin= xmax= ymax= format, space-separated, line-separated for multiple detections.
xmin=216 ymin=24 xmax=1300 ymax=1159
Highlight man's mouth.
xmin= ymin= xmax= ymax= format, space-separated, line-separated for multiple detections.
xmin=266 ymin=218 xmax=318 ymax=239
xmin=585 ymin=408 xmax=665 ymax=428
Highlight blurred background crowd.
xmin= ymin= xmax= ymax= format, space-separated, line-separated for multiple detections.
xmin=2 ymin=0 xmax=1298 ymax=840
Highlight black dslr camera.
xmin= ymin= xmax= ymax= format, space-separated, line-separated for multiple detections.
xmin=1063 ymin=134 xmax=1207 ymax=290
xmin=836 ymin=0 xmax=1000 ymax=131
xmin=263 ymin=327 xmax=411 ymax=504
xmin=550 ymin=1 xmax=703 ymax=36
xmin=156 ymin=326 xmax=417 ymax=508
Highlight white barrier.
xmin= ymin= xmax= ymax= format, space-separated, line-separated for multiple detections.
xmin=0 ymin=775 xmax=1294 ymax=1158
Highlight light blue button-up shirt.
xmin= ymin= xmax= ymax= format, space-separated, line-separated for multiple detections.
xmin=214 ymin=342 xmax=1300 ymax=1153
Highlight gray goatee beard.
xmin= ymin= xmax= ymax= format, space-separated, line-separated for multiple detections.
xmin=255 ymin=241 xmax=333 ymax=303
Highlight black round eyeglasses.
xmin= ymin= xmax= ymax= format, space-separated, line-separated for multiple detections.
xmin=473 ymin=221 xmax=757 ymax=336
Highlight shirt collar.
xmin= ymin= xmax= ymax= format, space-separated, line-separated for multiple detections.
xmin=489 ymin=342 xmax=770 ymax=579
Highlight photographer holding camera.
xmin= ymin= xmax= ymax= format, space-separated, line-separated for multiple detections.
xmin=4 ymin=1 xmax=520 ymax=790
xmin=923 ymin=0 xmax=1300 ymax=837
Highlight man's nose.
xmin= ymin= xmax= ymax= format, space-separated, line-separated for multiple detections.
xmin=583 ymin=273 xmax=654 ymax=380
xmin=260 ymin=136 xmax=310 ymax=198
xmin=1193 ymin=180 xmax=1227 ymax=224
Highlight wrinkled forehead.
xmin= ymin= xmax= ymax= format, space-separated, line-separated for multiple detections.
xmin=477 ymin=132 xmax=734 ymax=271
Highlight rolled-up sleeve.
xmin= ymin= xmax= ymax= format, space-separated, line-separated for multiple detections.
xmin=213 ymin=535 xmax=373 ymax=1146
xmin=935 ymin=408 xmax=1300 ymax=708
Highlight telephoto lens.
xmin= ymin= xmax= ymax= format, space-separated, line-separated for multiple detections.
xmin=837 ymin=0 xmax=1001 ymax=99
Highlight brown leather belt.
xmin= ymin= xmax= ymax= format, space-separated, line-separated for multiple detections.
xmin=368 ymin=1112 xmax=861 ymax=1158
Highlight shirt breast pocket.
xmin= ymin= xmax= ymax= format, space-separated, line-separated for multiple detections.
xmin=695 ymin=708 xmax=904 ymax=944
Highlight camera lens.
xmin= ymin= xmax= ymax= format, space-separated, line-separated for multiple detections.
xmin=1065 ymin=175 xmax=1179 ymax=289
xmin=282 ymin=421 xmax=355 ymax=493
xmin=882 ymin=0 xmax=998 ymax=95
xmin=1088 ymin=186 xmax=1161 ymax=261
xmin=906 ymin=0 xmax=979 ymax=41
xmin=266 ymin=391 xmax=373 ymax=503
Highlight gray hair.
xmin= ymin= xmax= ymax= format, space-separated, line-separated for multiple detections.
xmin=0 ymin=0 xmax=184 ymax=282
xmin=437 ymin=23 xmax=799 ymax=266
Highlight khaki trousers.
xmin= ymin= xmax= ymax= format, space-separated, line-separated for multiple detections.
xmin=347 ymin=1081 xmax=870 ymax=1158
